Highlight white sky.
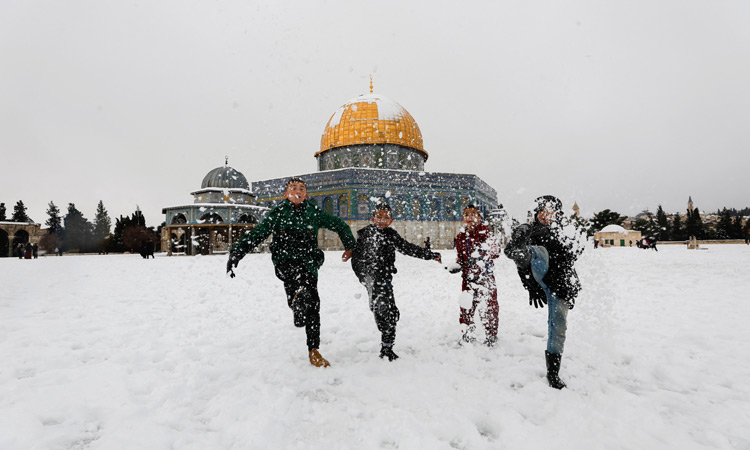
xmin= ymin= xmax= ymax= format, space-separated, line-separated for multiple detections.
xmin=2 ymin=0 xmax=749 ymax=227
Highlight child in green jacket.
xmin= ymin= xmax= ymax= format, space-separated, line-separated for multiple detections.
xmin=227 ymin=177 xmax=356 ymax=367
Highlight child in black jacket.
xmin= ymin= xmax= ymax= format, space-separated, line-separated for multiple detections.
xmin=351 ymin=204 xmax=442 ymax=361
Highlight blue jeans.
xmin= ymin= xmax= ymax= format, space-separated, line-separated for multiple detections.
xmin=530 ymin=246 xmax=568 ymax=354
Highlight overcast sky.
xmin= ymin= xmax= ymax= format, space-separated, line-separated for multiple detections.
xmin=2 ymin=0 xmax=749 ymax=228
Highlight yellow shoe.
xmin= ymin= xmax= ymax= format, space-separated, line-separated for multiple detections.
xmin=309 ymin=349 xmax=331 ymax=368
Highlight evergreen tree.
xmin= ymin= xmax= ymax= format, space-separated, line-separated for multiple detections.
xmin=632 ymin=217 xmax=660 ymax=239
xmin=63 ymin=203 xmax=94 ymax=252
xmin=93 ymin=201 xmax=112 ymax=251
xmin=11 ymin=200 xmax=30 ymax=222
xmin=112 ymin=207 xmax=154 ymax=253
xmin=655 ymin=205 xmax=670 ymax=241
xmin=588 ymin=209 xmax=627 ymax=236
xmin=715 ymin=208 xmax=733 ymax=239
xmin=671 ymin=213 xmax=685 ymax=241
xmin=0 ymin=203 xmax=6 ymax=221
xmin=743 ymin=217 xmax=750 ymax=240
xmin=685 ymin=208 xmax=705 ymax=239
xmin=731 ymin=215 xmax=744 ymax=239
xmin=45 ymin=201 xmax=63 ymax=234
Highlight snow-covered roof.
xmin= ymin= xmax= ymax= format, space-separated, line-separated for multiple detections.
xmin=600 ymin=224 xmax=627 ymax=233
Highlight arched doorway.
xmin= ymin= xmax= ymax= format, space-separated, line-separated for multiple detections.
xmin=12 ymin=230 xmax=29 ymax=256
xmin=0 ymin=229 xmax=9 ymax=257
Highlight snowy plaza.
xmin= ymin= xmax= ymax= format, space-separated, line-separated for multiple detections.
xmin=1 ymin=244 xmax=748 ymax=450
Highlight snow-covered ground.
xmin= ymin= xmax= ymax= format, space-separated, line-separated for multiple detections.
xmin=1 ymin=245 xmax=749 ymax=450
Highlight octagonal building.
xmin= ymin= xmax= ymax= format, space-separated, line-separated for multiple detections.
xmin=161 ymin=162 xmax=269 ymax=255
xmin=251 ymin=87 xmax=498 ymax=249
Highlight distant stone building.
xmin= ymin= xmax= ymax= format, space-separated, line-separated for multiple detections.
xmin=161 ymin=162 xmax=269 ymax=255
xmin=252 ymin=85 xmax=498 ymax=249
xmin=594 ymin=224 xmax=641 ymax=247
xmin=0 ymin=221 xmax=43 ymax=257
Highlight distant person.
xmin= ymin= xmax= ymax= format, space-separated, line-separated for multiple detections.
xmin=351 ymin=203 xmax=442 ymax=361
xmin=504 ymin=195 xmax=584 ymax=389
xmin=24 ymin=242 xmax=32 ymax=259
xmin=594 ymin=239 xmax=599 ymax=249
xmin=745 ymin=230 xmax=749 ymax=245
xmin=32 ymin=243 xmax=38 ymax=259
xmin=227 ymin=177 xmax=356 ymax=368
xmin=424 ymin=236 xmax=431 ymax=251
xmin=17 ymin=243 xmax=24 ymax=259
xmin=140 ymin=240 xmax=154 ymax=259
xmin=629 ymin=240 xmax=633 ymax=247
xmin=451 ymin=204 xmax=501 ymax=347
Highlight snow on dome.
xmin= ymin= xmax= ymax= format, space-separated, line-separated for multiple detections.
xmin=318 ymin=92 xmax=426 ymax=156
xmin=600 ymin=224 xmax=627 ymax=233
xmin=201 ymin=166 xmax=249 ymax=191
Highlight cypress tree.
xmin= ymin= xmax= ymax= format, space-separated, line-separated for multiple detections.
xmin=0 ymin=203 xmax=6 ymax=221
xmin=656 ymin=205 xmax=670 ymax=241
xmin=671 ymin=213 xmax=685 ymax=241
xmin=93 ymin=201 xmax=112 ymax=251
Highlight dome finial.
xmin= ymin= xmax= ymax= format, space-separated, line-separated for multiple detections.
xmin=369 ymin=75 xmax=373 ymax=94
xmin=225 ymin=155 xmax=229 ymax=166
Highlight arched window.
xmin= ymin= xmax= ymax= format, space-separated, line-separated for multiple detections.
xmin=199 ymin=213 xmax=223 ymax=224
xmin=429 ymin=198 xmax=440 ymax=220
xmin=338 ymin=195 xmax=348 ymax=218
xmin=393 ymin=197 xmax=405 ymax=219
xmin=171 ymin=213 xmax=187 ymax=225
xmin=412 ymin=197 xmax=422 ymax=220
xmin=358 ymin=195 xmax=370 ymax=219
xmin=237 ymin=214 xmax=258 ymax=225
xmin=324 ymin=198 xmax=333 ymax=215
xmin=460 ymin=197 xmax=471 ymax=215
xmin=445 ymin=197 xmax=458 ymax=220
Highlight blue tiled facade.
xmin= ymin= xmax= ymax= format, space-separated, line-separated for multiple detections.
xmin=252 ymin=167 xmax=497 ymax=223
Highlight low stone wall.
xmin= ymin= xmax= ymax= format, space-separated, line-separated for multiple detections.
xmin=658 ymin=239 xmax=746 ymax=245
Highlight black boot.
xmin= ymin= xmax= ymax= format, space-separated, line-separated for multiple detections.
xmin=545 ymin=351 xmax=566 ymax=389
xmin=379 ymin=345 xmax=399 ymax=361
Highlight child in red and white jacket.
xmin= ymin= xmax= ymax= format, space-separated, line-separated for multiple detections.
xmin=453 ymin=204 xmax=501 ymax=346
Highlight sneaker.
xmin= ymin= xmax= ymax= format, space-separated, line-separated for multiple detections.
xmin=484 ymin=335 xmax=498 ymax=347
xmin=309 ymin=349 xmax=330 ymax=368
xmin=460 ymin=324 xmax=477 ymax=344
xmin=379 ymin=346 xmax=399 ymax=361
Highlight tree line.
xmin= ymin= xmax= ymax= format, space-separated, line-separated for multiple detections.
xmin=584 ymin=206 xmax=750 ymax=241
xmin=1 ymin=200 xmax=160 ymax=253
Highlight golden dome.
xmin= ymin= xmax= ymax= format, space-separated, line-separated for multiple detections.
xmin=318 ymin=93 xmax=427 ymax=160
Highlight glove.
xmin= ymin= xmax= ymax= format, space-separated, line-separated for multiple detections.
xmin=227 ymin=253 xmax=239 ymax=278
xmin=529 ymin=290 xmax=547 ymax=309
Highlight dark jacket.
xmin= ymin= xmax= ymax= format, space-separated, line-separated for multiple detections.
xmin=231 ymin=199 xmax=356 ymax=277
xmin=455 ymin=223 xmax=501 ymax=289
xmin=351 ymin=224 xmax=439 ymax=281
xmin=512 ymin=221 xmax=582 ymax=307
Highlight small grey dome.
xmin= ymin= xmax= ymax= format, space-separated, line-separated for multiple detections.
xmin=201 ymin=166 xmax=249 ymax=190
